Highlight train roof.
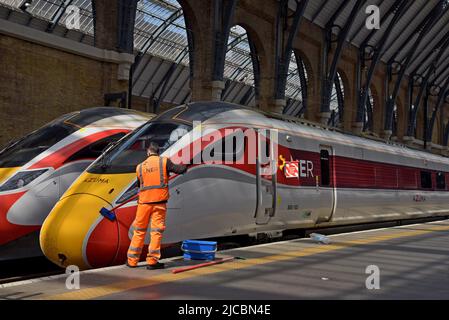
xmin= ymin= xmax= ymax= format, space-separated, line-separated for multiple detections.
xmin=164 ymin=101 xmax=449 ymax=168
xmin=60 ymin=106 xmax=151 ymax=128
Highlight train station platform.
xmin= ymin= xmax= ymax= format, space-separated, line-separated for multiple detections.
xmin=1 ymin=219 xmax=449 ymax=300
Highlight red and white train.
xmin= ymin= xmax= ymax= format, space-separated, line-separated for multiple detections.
xmin=0 ymin=107 xmax=152 ymax=261
xmin=40 ymin=102 xmax=449 ymax=269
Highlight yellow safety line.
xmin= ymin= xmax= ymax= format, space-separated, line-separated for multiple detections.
xmin=41 ymin=223 xmax=449 ymax=300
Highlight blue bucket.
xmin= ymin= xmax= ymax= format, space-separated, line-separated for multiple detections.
xmin=181 ymin=240 xmax=217 ymax=261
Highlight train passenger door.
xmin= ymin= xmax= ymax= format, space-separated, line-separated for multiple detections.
xmin=317 ymin=145 xmax=336 ymax=223
xmin=255 ymin=129 xmax=277 ymax=225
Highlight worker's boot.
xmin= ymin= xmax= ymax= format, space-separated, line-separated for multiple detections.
xmin=147 ymin=262 xmax=165 ymax=270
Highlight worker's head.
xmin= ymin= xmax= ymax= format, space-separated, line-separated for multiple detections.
xmin=147 ymin=141 xmax=160 ymax=156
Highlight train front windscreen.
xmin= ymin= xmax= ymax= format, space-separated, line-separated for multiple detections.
xmin=0 ymin=114 xmax=78 ymax=168
xmin=0 ymin=107 xmax=146 ymax=168
xmin=88 ymin=121 xmax=191 ymax=175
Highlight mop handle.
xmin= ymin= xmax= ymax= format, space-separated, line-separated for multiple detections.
xmin=171 ymin=257 xmax=235 ymax=274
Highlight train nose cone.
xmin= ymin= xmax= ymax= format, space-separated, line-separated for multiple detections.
xmin=0 ymin=191 xmax=40 ymax=245
xmin=40 ymin=193 xmax=118 ymax=269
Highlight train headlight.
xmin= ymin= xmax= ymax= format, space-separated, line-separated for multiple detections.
xmin=116 ymin=180 xmax=138 ymax=204
xmin=0 ymin=169 xmax=49 ymax=192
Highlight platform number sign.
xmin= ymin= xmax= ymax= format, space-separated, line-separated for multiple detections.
xmin=284 ymin=161 xmax=299 ymax=178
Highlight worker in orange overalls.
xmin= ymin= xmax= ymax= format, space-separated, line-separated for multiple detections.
xmin=127 ymin=141 xmax=187 ymax=270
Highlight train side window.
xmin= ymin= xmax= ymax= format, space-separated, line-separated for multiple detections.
xmin=420 ymin=171 xmax=432 ymax=189
xmin=205 ymin=131 xmax=245 ymax=163
xmin=265 ymin=137 xmax=270 ymax=158
xmin=65 ymin=133 xmax=126 ymax=163
xmin=224 ymin=136 xmax=237 ymax=162
xmin=436 ymin=172 xmax=446 ymax=190
xmin=320 ymin=150 xmax=330 ymax=186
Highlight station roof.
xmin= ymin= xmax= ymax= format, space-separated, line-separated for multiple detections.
xmin=0 ymin=0 xmax=309 ymax=108
xmin=295 ymin=0 xmax=449 ymax=93
xmin=0 ymin=0 xmax=448 ymax=103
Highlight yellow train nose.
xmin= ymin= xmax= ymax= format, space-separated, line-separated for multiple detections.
xmin=40 ymin=193 xmax=114 ymax=270
xmin=0 ymin=167 xmax=20 ymax=185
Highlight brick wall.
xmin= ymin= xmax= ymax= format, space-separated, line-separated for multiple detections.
xmin=0 ymin=34 xmax=128 ymax=147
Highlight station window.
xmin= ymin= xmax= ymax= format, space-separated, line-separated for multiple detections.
xmin=420 ymin=171 xmax=432 ymax=189
xmin=320 ymin=150 xmax=330 ymax=186
xmin=436 ymin=172 xmax=446 ymax=190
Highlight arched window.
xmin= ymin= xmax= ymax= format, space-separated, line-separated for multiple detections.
xmin=363 ymin=88 xmax=374 ymax=132
xmin=132 ymin=0 xmax=192 ymax=111
xmin=392 ymin=104 xmax=398 ymax=138
xmin=283 ymin=52 xmax=309 ymax=118
xmin=222 ymin=25 xmax=257 ymax=106
xmin=328 ymin=72 xmax=344 ymax=127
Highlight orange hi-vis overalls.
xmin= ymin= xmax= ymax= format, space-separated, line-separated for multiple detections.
xmin=127 ymin=155 xmax=169 ymax=266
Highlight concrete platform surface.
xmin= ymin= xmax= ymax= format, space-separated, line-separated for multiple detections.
xmin=1 ymin=219 xmax=449 ymax=300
